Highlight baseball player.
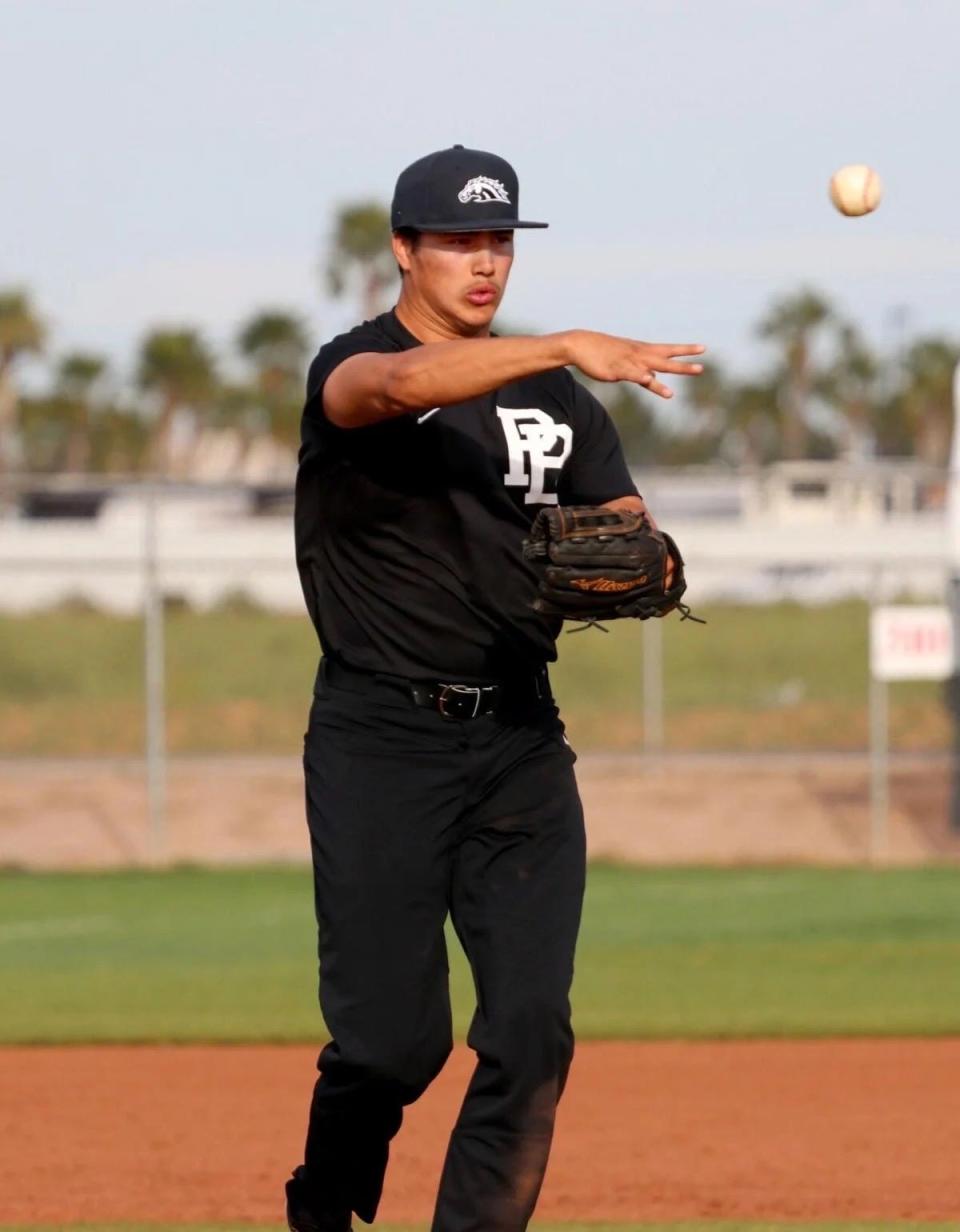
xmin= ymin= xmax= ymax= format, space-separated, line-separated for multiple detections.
xmin=288 ymin=144 xmax=704 ymax=1232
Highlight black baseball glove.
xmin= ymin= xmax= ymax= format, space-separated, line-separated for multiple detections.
xmin=522 ymin=505 xmax=700 ymax=629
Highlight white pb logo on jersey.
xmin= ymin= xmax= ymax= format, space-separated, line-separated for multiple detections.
xmin=496 ymin=407 xmax=573 ymax=505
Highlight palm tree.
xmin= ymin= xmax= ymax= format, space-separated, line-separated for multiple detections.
xmin=236 ymin=310 xmax=310 ymax=451
xmin=820 ymin=323 xmax=881 ymax=460
xmin=56 ymin=352 xmax=108 ymax=472
xmin=757 ymin=289 xmax=833 ymax=460
xmin=681 ymin=356 xmax=780 ymax=464
xmin=684 ymin=358 xmax=729 ymax=442
xmin=601 ymin=384 xmax=663 ymax=465
xmin=325 ymin=202 xmax=397 ymax=320
xmin=724 ymin=379 xmax=782 ymax=465
xmin=0 ymin=289 xmax=45 ymax=471
xmin=58 ymin=352 xmax=106 ymax=399
xmin=90 ymin=406 xmax=151 ymax=474
xmin=237 ymin=310 xmax=309 ymax=398
xmin=136 ymin=328 xmax=216 ymax=474
xmin=898 ymin=337 xmax=959 ymax=465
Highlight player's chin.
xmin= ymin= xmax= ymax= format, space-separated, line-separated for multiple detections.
xmin=456 ymin=297 xmax=500 ymax=331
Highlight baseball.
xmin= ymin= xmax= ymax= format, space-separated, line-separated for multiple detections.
xmin=829 ymin=164 xmax=882 ymax=217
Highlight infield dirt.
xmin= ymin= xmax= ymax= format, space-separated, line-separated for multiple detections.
xmin=2 ymin=1039 xmax=958 ymax=1224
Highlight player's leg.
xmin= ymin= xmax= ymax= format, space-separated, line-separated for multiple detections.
xmin=432 ymin=717 xmax=586 ymax=1232
xmin=293 ymin=679 xmax=465 ymax=1225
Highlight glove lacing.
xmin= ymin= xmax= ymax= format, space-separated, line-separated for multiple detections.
xmin=565 ymin=602 xmax=705 ymax=634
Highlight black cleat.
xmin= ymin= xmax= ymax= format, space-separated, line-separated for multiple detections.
xmin=285 ymin=1166 xmax=353 ymax=1232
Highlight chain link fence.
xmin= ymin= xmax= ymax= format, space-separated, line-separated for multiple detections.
xmin=2 ymin=472 xmax=958 ymax=868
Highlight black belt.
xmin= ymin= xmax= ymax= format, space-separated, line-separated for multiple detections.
xmin=320 ymin=657 xmax=551 ymax=721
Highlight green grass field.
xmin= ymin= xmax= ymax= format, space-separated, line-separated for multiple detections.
xmin=2 ymin=865 xmax=958 ymax=1044
xmin=0 ymin=601 xmax=948 ymax=755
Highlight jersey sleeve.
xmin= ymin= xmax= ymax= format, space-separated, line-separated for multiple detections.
xmin=302 ymin=324 xmax=396 ymax=428
xmin=559 ymin=374 xmax=638 ymax=505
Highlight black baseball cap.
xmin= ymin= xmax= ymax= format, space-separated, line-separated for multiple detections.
xmin=390 ymin=145 xmax=548 ymax=233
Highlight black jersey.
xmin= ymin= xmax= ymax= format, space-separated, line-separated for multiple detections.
xmin=294 ymin=310 xmax=637 ymax=681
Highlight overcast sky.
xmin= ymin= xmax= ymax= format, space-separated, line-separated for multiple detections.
xmin=4 ymin=0 xmax=959 ymax=397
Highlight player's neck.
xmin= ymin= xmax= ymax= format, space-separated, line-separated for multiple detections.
xmin=394 ymin=291 xmax=491 ymax=344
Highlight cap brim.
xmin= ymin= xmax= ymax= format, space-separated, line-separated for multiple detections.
xmin=400 ymin=219 xmax=548 ymax=232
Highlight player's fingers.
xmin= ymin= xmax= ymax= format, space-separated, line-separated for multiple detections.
xmin=637 ymin=373 xmax=673 ymax=399
xmin=654 ymin=358 xmax=705 ymax=376
xmin=662 ymin=343 xmax=707 ymax=358
xmin=630 ymin=344 xmax=705 ymax=374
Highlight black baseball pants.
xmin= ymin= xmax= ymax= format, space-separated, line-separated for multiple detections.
xmin=296 ymin=658 xmax=586 ymax=1232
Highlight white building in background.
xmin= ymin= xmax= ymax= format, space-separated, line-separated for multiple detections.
xmin=0 ymin=461 xmax=949 ymax=614
xmin=635 ymin=460 xmax=943 ymax=525
xmin=744 ymin=461 xmax=941 ymax=525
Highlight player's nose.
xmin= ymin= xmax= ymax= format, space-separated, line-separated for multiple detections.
xmin=471 ymin=245 xmax=495 ymax=275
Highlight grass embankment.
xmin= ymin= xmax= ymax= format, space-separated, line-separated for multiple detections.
xmin=0 ymin=601 xmax=948 ymax=755
xmin=1 ymin=865 xmax=958 ymax=1044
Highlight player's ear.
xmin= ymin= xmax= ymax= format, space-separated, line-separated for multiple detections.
xmin=392 ymin=229 xmax=417 ymax=277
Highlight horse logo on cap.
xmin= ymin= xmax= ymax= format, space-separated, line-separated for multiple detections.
xmin=458 ymin=176 xmax=511 ymax=205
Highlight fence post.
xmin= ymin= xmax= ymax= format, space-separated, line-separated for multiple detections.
xmin=867 ymin=567 xmax=888 ymax=864
xmin=143 ymin=481 xmax=167 ymax=864
xmin=948 ymin=361 xmax=960 ymax=831
xmin=642 ymin=616 xmax=665 ymax=755
xmin=945 ymin=574 xmax=960 ymax=833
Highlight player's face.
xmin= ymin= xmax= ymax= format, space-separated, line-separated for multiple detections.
xmin=397 ymin=230 xmax=514 ymax=336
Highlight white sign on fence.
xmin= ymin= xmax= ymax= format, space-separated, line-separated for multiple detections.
xmin=870 ymin=605 xmax=955 ymax=681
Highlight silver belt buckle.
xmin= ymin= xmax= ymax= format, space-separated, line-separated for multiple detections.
xmin=437 ymin=683 xmax=482 ymax=720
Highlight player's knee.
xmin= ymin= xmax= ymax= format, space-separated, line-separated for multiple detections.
xmin=489 ymin=996 xmax=575 ymax=1079
xmin=370 ymin=1035 xmax=453 ymax=1098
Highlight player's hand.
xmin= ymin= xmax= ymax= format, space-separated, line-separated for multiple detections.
xmin=603 ymin=494 xmax=674 ymax=588
xmin=664 ymin=544 xmax=677 ymax=594
xmin=562 ymin=330 xmax=705 ymax=399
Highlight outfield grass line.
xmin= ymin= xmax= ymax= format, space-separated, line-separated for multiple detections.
xmin=6 ymin=1027 xmax=960 ymax=1048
